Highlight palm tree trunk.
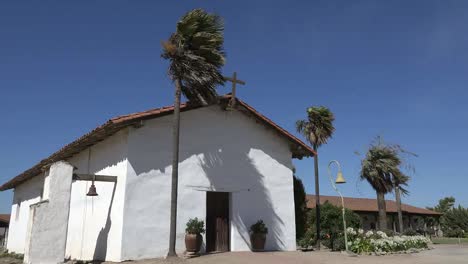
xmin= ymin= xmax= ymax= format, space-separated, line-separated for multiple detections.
xmin=168 ymin=79 xmax=182 ymax=257
xmin=376 ymin=191 xmax=387 ymax=230
xmin=313 ymin=146 xmax=321 ymax=249
xmin=395 ymin=186 xmax=404 ymax=233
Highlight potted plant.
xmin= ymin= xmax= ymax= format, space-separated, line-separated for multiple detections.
xmin=250 ymin=220 xmax=268 ymax=251
xmin=185 ymin=218 xmax=205 ymax=253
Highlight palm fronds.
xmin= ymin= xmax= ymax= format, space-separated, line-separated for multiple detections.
xmin=360 ymin=144 xmax=401 ymax=194
xmin=360 ymin=137 xmax=416 ymax=195
xmin=162 ymin=9 xmax=226 ymax=105
xmin=296 ymin=106 xmax=335 ymax=148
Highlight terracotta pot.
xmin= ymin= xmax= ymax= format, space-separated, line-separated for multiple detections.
xmin=185 ymin=233 xmax=203 ymax=253
xmin=250 ymin=233 xmax=266 ymax=251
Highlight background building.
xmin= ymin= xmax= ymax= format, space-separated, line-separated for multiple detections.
xmin=0 ymin=214 xmax=9 ymax=248
xmin=307 ymin=195 xmax=442 ymax=234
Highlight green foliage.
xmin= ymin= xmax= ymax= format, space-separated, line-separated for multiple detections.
xmin=360 ymin=143 xmax=401 ymax=194
xmin=443 ymin=206 xmax=468 ymax=237
xmin=250 ymin=220 xmax=268 ymax=234
xmin=444 ymin=228 xmax=465 ymax=238
xmin=298 ymin=228 xmax=316 ymax=249
xmin=429 ymin=197 xmax=468 ymax=237
xmin=161 ymin=8 xmax=226 ymax=105
xmin=359 ymin=138 xmax=416 ymax=231
xmin=403 ymin=229 xmax=419 ymax=236
xmin=429 ymin=197 xmax=455 ymax=213
xmin=0 ymin=249 xmax=24 ymax=260
xmin=185 ymin=218 xmax=205 ymax=234
xmin=383 ymin=229 xmax=396 ymax=237
xmin=293 ymin=175 xmax=307 ymax=240
xmin=295 ymin=106 xmax=335 ymax=149
xmin=303 ymin=202 xmax=361 ymax=250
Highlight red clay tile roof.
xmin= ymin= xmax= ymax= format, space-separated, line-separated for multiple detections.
xmin=306 ymin=195 xmax=442 ymax=216
xmin=0 ymin=214 xmax=10 ymax=224
xmin=0 ymin=95 xmax=315 ymax=191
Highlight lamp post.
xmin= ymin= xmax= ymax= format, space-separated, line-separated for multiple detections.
xmin=327 ymin=160 xmax=348 ymax=252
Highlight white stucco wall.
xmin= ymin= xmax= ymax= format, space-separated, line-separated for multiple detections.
xmin=6 ymin=105 xmax=298 ymax=262
xmin=65 ymin=129 xmax=128 ymax=262
xmin=121 ymin=106 xmax=296 ymax=260
xmin=26 ymin=161 xmax=74 ymax=264
xmin=7 ymin=175 xmax=44 ymax=254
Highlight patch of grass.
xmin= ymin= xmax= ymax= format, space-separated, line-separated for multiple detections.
xmin=432 ymin=237 xmax=468 ymax=244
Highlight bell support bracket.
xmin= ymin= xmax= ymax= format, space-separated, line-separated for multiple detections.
xmin=72 ymin=173 xmax=117 ymax=183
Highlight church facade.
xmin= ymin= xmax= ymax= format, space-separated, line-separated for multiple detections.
xmin=1 ymin=96 xmax=314 ymax=262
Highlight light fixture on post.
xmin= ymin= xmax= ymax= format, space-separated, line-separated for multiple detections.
xmin=327 ymin=160 xmax=348 ymax=252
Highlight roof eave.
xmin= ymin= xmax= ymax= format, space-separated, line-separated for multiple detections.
xmin=1 ymin=96 xmax=314 ymax=191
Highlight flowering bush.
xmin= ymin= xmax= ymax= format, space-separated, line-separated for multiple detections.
xmin=346 ymin=227 xmax=431 ymax=254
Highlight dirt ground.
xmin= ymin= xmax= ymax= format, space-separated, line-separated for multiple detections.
xmin=1 ymin=244 xmax=466 ymax=264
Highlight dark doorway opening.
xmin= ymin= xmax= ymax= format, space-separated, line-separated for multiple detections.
xmin=206 ymin=192 xmax=230 ymax=252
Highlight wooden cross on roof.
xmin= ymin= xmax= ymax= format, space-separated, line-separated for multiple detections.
xmin=224 ymin=72 xmax=246 ymax=109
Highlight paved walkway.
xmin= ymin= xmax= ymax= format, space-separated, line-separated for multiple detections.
xmin=2 ymin=245 xmax=466 ymax=264
xmin=128 ymin=244 xmax=468 ymax=264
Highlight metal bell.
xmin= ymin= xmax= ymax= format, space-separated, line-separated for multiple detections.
xmin=87 ymin=184 xmax=98 ymax=196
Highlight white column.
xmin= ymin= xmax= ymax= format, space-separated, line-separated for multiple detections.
xmin=25 ymin=161 xmax=74 ymax=264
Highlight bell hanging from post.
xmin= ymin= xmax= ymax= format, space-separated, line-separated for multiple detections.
xmin=87 ymin=183 xmax=98 ymax=196
xmin=335 ymin=171 xmax=346 ymax=184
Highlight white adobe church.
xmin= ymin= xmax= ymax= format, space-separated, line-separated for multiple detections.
xmin=0 ymin=95 xmax=314 ymax=263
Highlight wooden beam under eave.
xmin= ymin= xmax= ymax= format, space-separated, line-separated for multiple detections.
xmin=72 ymin=174 xmax=117 ymax=182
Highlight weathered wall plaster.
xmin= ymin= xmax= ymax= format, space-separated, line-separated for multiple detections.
xmin=25 ymin=161 xmax=74 ymax=264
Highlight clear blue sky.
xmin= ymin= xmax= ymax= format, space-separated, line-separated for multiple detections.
xmin=1 ymin=1 xmax=467 ymax=213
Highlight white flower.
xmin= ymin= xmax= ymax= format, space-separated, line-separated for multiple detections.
xmin=365 ymin=231 xmax=374 ymax=237
xmin=346 ymin=227 xmax=357 ymax=235
xmin=376 ymin=231 xmax=388 ymax=238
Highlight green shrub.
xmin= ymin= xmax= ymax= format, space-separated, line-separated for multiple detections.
xmin=305 ymin=201 xmax=361 ymax=251
xmin=293 ymin=176 xmax=307 ymax=240
xmin=185 ymin=218 xmax=205 ymax=234
xmin=403 ymin=229 xmax=418 ymax=236
xmin=445 ymin=228 xmax=465 ymax=238
xmin=0 ymin=249 xmax=24 ymax=260
xmin=298 ymin=228 xmax=316 ymax=248
xmin=384 ymin=229 xmax=396 ymax=237
xmin=250 ymin=220 xmax=268 ymax=234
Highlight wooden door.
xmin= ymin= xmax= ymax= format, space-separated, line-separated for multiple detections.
xmin=206 ymin=192 xmax=230 ymax=252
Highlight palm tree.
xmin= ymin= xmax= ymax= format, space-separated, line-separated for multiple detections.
xmin=393 ymin=171 xmax=410 ymax=233
xmin=296 ymin=106 xmax=335 ymax=248
xmin=161 ymin=9 xmax=226 ymax=256
xmin=360 ymin=143 xmax=401 ymax=230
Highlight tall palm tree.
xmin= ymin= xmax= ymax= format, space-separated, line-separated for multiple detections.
xmin=296 ymin=106 xmax=335 ymax=248
xmin=161 ymin=9 xmax=225 ymax=256
xmin=393 ymin=171 xmax=410 ymax=233
xmin=360 ymin=143 xmax=401 ymax=230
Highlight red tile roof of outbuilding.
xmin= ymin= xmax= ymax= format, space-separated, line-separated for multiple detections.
xmin=0 ymin=95 xmax=315 ymax=191
xmin=306 ymin=195 xmax=442 ymax=216
xmin=0 ymin=214 xmax=10 ymax=224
